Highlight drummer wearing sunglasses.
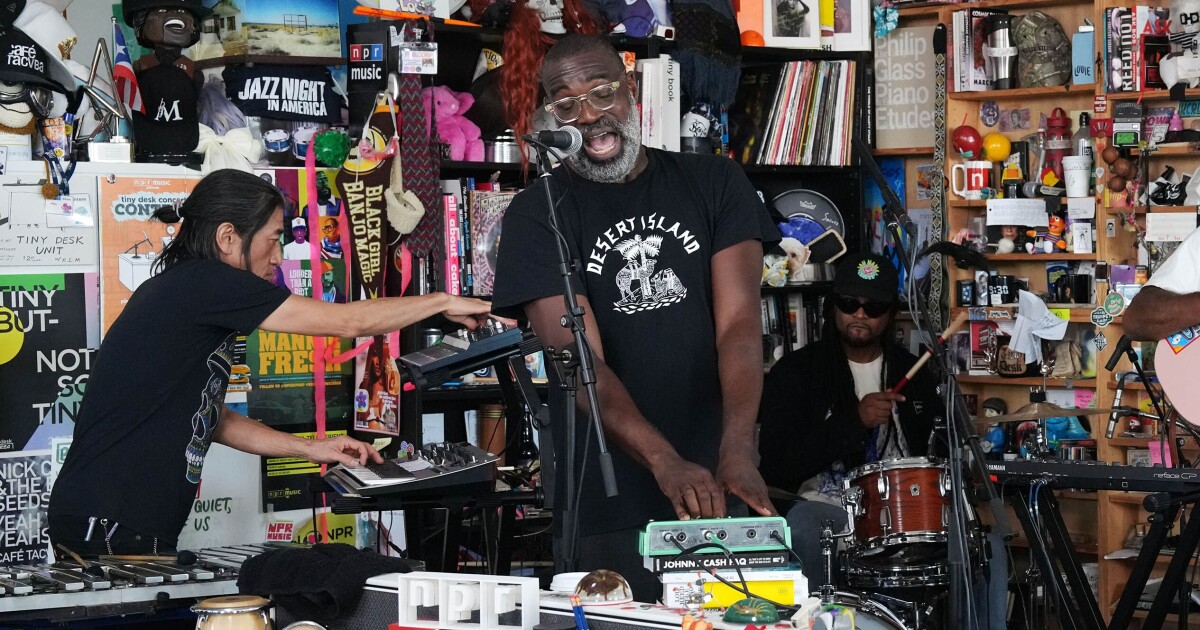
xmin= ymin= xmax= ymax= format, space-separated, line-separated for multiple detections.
xmin=757 ymin=254 xmax=943 ymax=577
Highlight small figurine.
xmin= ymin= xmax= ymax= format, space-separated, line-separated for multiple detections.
xmin=1028 ymin=215 xmax=1068 ymax=253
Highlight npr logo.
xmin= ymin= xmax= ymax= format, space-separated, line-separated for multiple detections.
xmin=266 ymin=521 xmax=293 ymax=542
xmin=349 ymin=44 xmax=384 ymax=62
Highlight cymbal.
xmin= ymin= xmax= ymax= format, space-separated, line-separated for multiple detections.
xmin=978 ymin=401 xmax=1118 ymax=424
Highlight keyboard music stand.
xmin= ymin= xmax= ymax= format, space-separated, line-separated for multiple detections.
xmin=1005 ymin=482 xmax=1200 ymax=629
xmin=315 ymin=330 xmax=547 ymax=575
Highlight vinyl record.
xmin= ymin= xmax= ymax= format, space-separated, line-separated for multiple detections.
xmin=772 ymin=189 xmax=845 ymax=238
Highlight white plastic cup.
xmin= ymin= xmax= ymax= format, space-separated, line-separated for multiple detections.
xmin=1063 ymin=155 xmax=1092 ymax=198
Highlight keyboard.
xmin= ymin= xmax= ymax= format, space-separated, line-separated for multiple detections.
xmin=399 ymin=325 xmax=540 ymax=388
xmin=326 ymin=442 xmax=498 ymax=497
xmin=987 ymin=459 xmax=1200 ymax=493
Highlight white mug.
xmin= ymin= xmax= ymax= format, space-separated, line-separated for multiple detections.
xmin=1063 ymin=155 xmax=1092 ymax=198
xmin=952 ymin=161 xmax=993 ymax=200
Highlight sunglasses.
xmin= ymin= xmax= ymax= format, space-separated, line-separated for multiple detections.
xmin=834 ymin=296 xmax=892 ymax=318
xmin=544 ymin=80 xmax=622 ymax=124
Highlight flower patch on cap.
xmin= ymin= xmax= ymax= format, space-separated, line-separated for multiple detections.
xmin=857 ymin=259 xmax=880 ymax=281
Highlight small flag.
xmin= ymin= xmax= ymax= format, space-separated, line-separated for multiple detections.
xmin=112 ymin=21 xmax=144 ymax=115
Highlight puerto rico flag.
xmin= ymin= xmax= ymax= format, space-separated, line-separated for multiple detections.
xmin=112 ymin=23 xmax=144 ymax=115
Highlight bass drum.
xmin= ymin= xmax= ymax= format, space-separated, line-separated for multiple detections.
xmin=814 ymin=592 xmax=910 ymax=629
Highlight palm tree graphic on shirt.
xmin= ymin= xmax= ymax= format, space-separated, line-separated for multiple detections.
xmin=613 ymin=234 xmax=686 ymax=312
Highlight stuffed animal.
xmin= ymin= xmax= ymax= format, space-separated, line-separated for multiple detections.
xmin=1028 ymin=214 xmax=1068 ymax=253
xmin=422 ymin=85 xmax=485 ymax=162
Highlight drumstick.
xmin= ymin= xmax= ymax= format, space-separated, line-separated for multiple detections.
xmin=352 ymin=5 xmax=481 ymax=27
xmin=55 ymin=543 xmax=90 ymax=568
xmin=890 ymin=311 xmax=970 ymax=394
xmin=99 ymin=554 xmax=181 ymax=563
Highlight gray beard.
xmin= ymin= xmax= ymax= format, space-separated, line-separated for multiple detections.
xmin=562 ymin=93 xmax=642 ymax=183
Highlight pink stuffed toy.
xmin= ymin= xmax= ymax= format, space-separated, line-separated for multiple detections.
xmin=422 ymin=85 xmax=485 ymax=162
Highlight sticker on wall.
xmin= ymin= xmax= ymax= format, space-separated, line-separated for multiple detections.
xmin=980 ymin=100 xmax=1000 ymax=127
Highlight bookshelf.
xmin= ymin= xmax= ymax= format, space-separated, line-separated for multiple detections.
xmin=919 ymin=0 xmax=1200 ymax=622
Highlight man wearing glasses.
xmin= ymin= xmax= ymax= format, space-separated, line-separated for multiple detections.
xmin=757 ymin=254 xmax=942 ymax=577
xmin=492 ymin=34 xmax=779 ymax=600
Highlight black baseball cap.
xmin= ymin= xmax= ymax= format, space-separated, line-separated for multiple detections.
xmin=0 ymin=27 xmax=77 ymax=95
xmin=0 ymin=1 xmax=24 ymax=30
xmin=832 ymin=253 xmax=900 ymax=303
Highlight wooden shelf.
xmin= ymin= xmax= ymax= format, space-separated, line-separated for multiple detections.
xmin=948 ymin=199 xmax=987 ymax=208
xmin=988 ymin=253 xmax=1097 ymax=261
xmin=440 ymin=160 xmax=523 ymax=174
xmin=195 ymin=54 xmax=343 ymax=70
xmin=873 ymin=146 xmax=934 ymax=156
xmin=1008 ymin=536 xmax=1098 ymax=555
xmin=1105 ymin=205 xmax=1198 ymax=214
xmin=1059 ymin=491 xmax=1099 ymax=501
xmin=1131 ymin=145 xmax=1199 ymax=157
xmin=1106 ymin=381 xmax=1152 ymax=391
xmin=952 ymin=305 xmax=1101 ymax=323
xmin=949 ymin=83 xmax=1097 ymax=102
xmin=1105 ymin=87 xmax=1200 ymax=102
xmin=956 ymin=375 xmax=1096 ymax=387
xmin=899 ymin=0 xmax=1091 ymax=16
xmin=739 ymin=163 xmax=858 ymax=174
xmin=1106 ymin=490 xmax=1151 ymax=505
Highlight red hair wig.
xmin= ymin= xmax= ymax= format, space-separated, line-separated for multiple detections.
xmin=501 ymin=0 xmax=600 ymax=167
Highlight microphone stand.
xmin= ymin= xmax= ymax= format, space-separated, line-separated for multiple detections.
xmin=853 ymin=134 xmax=1005 ymax=629
xmin=528 ymin=141 xmax=619 ymax=574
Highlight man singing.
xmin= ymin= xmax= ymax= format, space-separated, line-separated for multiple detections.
xmin=492 ymin=34 xmax=779 ymax=600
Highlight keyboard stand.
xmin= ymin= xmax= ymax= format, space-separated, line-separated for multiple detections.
xmin=1005 ymin=484 xmax=1200 ymax=629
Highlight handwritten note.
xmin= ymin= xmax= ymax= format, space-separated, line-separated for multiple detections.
xmin=986 ymin=199 xmax=1050 ymax=227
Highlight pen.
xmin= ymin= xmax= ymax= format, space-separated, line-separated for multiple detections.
xmin=569 ymin=594 xmax=590 ymax=630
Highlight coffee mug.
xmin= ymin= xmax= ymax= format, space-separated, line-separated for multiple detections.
xmin=988 ymin=274 xmax=1015 ymax=305
xmin=952 ymin=161 xmax=993 ymax=200
xmin=1063 ymin=155 xmax=1092 ymax=198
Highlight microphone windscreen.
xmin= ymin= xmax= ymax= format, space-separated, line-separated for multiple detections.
xmin=177 ymin=549 xmax=198 ymax=566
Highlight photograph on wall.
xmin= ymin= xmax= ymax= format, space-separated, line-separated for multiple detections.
xmin=0 ymin=273 xmax=99 ymax=454
xmin=244 ymin=328 xmax=355 ymax=429
xmin=97 ymin=176 xmax=199 ymax=335
xmin=762 ymin=0 xmax=820 ymax=48
xmin=198 ymin=0 xmax=343 ymax=61
xmin=353 ymin=336 xmax=401 ymax=435
xmin=0 ymin=187 xmax=98 ymax=267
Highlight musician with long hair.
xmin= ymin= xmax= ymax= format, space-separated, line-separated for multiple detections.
xmin=49 ymin=169 xmax=495 ymax=557
xmin=757 ymin=254 xmax=944 ymax=576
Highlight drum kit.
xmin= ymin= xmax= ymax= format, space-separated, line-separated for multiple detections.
xmin=800 ymin=394 xmax=1118 ymax=629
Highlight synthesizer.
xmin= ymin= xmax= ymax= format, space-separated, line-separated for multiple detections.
xmin=324 ymin=441 xmax=498 ymax=497
xmin=399 ymin=325 xmax=541 ymax=388
xmin=987 ymin=459 xmax=1200 ymax=493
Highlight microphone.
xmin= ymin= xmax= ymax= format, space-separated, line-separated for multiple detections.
xmin=1106 ymin=389 xmax=1125 ymax=440
xmin=523 ymin=127 xmax=583 ymax=155
xmin=1105 ymin=334 xmax=1132 ymax=372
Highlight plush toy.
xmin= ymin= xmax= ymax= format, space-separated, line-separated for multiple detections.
xmin=1028 ymin=214 xmax=1068 ymax=253
xmin=422 ymin=85 xmax=484 ymax=162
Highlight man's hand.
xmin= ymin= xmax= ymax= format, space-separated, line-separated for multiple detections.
xmin=717 ymin=457 xmax=776 ymax=516
xmin=858 ymin=391 xmax=905 ymax=428
xmin=652 ymin=455 xmax=726 ymax=519
xmin=302 ymin=435 xmax=384 ymax=467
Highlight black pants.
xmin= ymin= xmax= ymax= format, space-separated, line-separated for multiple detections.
xmin=49 ymin=514 xmax=177 ymax=558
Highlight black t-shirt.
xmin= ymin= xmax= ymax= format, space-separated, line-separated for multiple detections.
xmin=492 ymin=149 xmax=779 ymax=535
xmin=50 ymin=259 xmax=290 ymax=544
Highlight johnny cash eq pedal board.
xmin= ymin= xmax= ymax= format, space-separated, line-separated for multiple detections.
xmin=639 ymin=516 xmax=791 ymax=556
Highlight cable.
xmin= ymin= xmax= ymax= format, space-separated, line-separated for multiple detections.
xmin=769 ymin=530 xmax=806 ymax=573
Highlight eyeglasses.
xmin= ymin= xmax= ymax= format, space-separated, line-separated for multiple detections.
xmin=834 ymin=296 xmax=892 ymax=318
xmin=544 ymin=81 xmax=622 ymax=124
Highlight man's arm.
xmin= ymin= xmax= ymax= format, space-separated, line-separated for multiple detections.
xmin=213 ymin=406 xmax=383 ymax=466
xmin=523 ymin=296 xmax=727 ymax=519
xmin=1122 ymin=287 xmax=1200 ymax=341
xmin=258 ymin=292 xmax=497 ymax=339
xmin=710 ymin=241 xmax=775 ymax=516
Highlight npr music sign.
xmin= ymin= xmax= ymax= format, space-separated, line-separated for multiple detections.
xmin=393 ymin=572 xmax=540 ymax=629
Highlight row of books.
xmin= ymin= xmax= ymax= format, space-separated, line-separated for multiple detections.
xmin=1103 ymin=6 xmax=1171 ymax=93
xmin=439 ymin=178 xmax=517 ymax=297
xmin=950 ymin=7 xmax=1002 ymax=92
xmin=761 ymin=292 xmax=826 ymax=367
xmin=733 ymin=60 xmax=859 ymax=166
xmin=636 ymin=54 xmax=682 ymax=153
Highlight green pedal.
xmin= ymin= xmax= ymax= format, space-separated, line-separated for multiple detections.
xmin=639 ymin=516 xmax=791 ymax=556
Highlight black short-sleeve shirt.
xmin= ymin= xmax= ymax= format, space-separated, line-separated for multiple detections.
xmin=50 ymin=259 xmax=291 ymax=544
xmin=492 ymin=149 xmax=779 ymax=534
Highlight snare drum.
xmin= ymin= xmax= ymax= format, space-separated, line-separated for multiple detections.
xmin=193 ymin=595 xmax=273 ymax=630
xmin=842 ymin=457 xmax=950 ymax=567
